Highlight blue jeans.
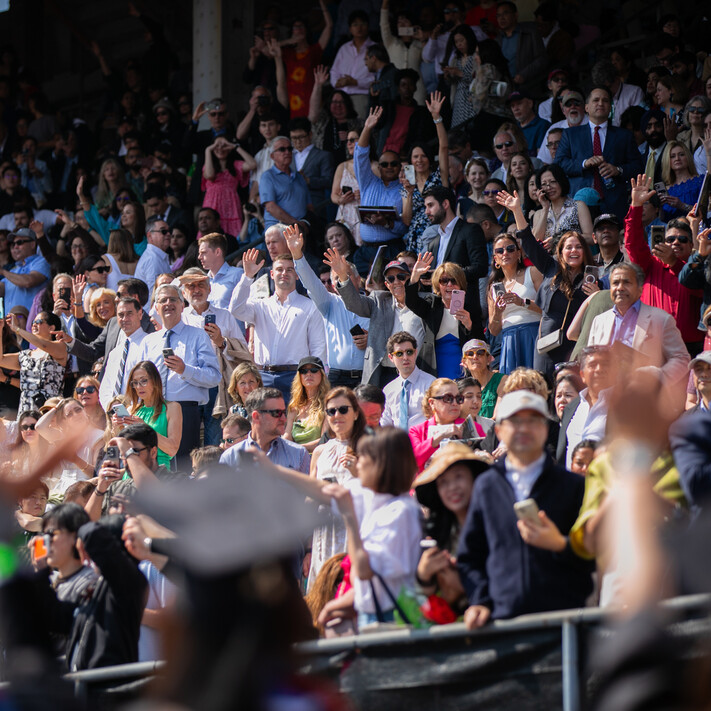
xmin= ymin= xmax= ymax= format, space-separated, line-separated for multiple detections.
xmin=259 ymin=369 xmax=297 ymax=404
xmin=198 ymin=386 xmax=221 ymax=446
xmin=358 ymin=609 xmax=395 ymax=628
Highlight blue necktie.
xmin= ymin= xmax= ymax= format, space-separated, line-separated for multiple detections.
xmin=162 ymin=329 xmax=173 ymax=397
xmin=399 ymin=380 xmax=410 ymax=430
xmin=114 ymin=336 xmax=130 ymax=394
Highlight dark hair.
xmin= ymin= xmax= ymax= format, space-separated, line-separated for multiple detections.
xmin=396 ymin=68 xmax=419 ymax=86
xmin=354 ymin=384 xmax=386 ymax=407
xmin=12 ymin=204 xmax=32 ymax=219
xmin=221 ymin=413 xmax=251 ymax=433
xmin=245 ymin=387 xmax=284 ymax=416
xmin=577 ymin=344 xmax=612 ymax=370
xmin=366 ymin=43 xmax=390 ymax=64
xmin=76 ymin=254 xmax=108 ymax=276
xmin=12 ymin=410 xmax=41 ymax=450
xmin=122 ymin=200 xmax=146 ymax=243
xmin=348 ymin=10 xmax=369 ymax=26
xmin=484 ymin=177 xmax=507 ymax=191
xmin=326 ymin=89 xmax=357 ymax=120
xmin=42 ymin=502 xmax=90 ymax=536
xmin=356 ymin=427 xmax=417 ymax=495
xmin=127 ymin=360 xmax=165 ymax=413
xmin=556 ymin=371 xmax=584 ymax=393
xmin=144 ymin=184 xmax=167 ymax=202
xmin=572 ymin=438 xmax=598 ymax=457
xmin=534 ymin=1 xmax=557 ymax=21
xmin=37 ymin=311 xmax=62 ymax=332
xmin=422 ymin=185 xmax=455 ymax=211
xmin=117 ymin=277 xmax=149 ymax=307
xmin=63 ymin=480 xmax=97 ymax=504
xmin=288 ymin=117 xmax=312 ymax=134
xmin=117 ymin=422 xmax=159 ymax=449
xmin=325 ymin=221 xmax=357 ymax=256
xmin=466 ymin=203 xmax=497 ymax=223
xmin=477 ymin=38 xmax=510 ymax=78
xmin=445 ymin=23 xmax=477 ymax=62
xmin=586 ymin=85 xmax=612 ymax=103
xmin=324 ymin=387 xmax=367 ymax=449
xmin=497 ymin=0 xmax=517 ymax=11
xmin=535 ymin=163 xmax=570 ymax=196
xmin=387 ymin=330 xmax=418 ymax=354
xmin=553 ymin=231 xmax=594 ymax=298
xmin=457 ymin=376 xmax=482 ymax=391
xmin=666 ymin=217 xmax=692 ymax=238
xmin=488 ymin=233 xmax=524 ymax=291
xmin=448 ymin=129 xmax=471 ymax=149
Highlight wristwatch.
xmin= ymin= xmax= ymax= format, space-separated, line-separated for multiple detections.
xmin=125 ymin=447 xmax=141 ymax=458
xmin=523 ymin=298 xmax=531 ymax=308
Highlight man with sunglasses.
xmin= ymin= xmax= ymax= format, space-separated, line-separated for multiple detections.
xmin=625 ymin=175 xmax=704 ymax=355
xmin=134 ymin=216 xmax=172 ymax=304
xmin=536 ymin=88 xmax=588 ymax=164
xmin=0 ymin=226 xmax=50 ymax=312
xmin=220 ymin=387 xmax=309 ymax=473
xmin=380 ymin=331 xmax=435 ymax=429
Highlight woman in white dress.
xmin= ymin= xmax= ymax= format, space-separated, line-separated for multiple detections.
xmin=307 ymin=387 xmax=367 ymax=590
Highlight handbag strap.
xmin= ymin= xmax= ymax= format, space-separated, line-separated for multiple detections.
xmin=369 ymin=573 xmax=412 ymax=625
xmin=559 ymin=296 xmax=573 ymax=330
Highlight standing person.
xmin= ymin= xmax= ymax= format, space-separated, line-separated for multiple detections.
xmin=509 ymin=90 xmax=550 ymax=154
xmin=138 ymin=283 xmax=221 ymax=465
xmin=285 ymin=224 xmax=369 ymax=389
xmin=307 ymin=386 xmax=367 ymax=588
xmin=460 ymin=339 xmax=507 ymax=418
xmin=229 ymin=249 xmax=327 ymax=402
xmin=0 ymin=226 xmax=50 ymax=312
xmin=458 ymin=391 xmax=592 ymax=628
xmin=284 ymin=357 xmax=330 ymax=453
xmin=197 ymin=233 xmax=244 ymax=310
xmin=330 ymin=128 xmax=363 ymax=244
xmin=487 ymin=233 xmax=543 ymax=373
xmin=134 ymin=218 xmax=172 ymax=304
xmin=380 ymin=331 xmax=436 ymax=429
xmin=443 ymin=24 xmax=478 ymax=129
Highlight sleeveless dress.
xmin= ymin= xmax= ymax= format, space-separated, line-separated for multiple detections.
xmin=17 ymin=350 xmax=65 ymax=415
xmin=435 ymin=308 xmax=462 ymax=379
xmin=136 ymin=403 xmax=172 ymax=467
xmin=498 ymin=268 xmax=541 ymax=374
xmin=291 ymin=418 xmax=322 ymax=445
xmin=479 ymin=371 xmax=505 ymax=418
xmin=335 ymin=161 xmax=362 ymax=245
xmin=104 ymin=253 xmax=135 ymax=293
xmin=307 ymin=438 xmax=355 ymax=591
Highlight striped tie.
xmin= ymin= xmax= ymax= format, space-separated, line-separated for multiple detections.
xmin=114 ymin=337 xmax=130 ymax=394
xmin=162 ymin=329 xmax=173 ymax=396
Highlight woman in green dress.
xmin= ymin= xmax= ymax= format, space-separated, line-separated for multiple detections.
xmin=459 ymin=339 xmax=507 ymax=419
xmin=122 ymin=360 xmax=182 ymax=467
xmin=284 ymin=357 xmax=330 ymax=453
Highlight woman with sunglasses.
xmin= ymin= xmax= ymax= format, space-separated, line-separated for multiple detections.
xmin=406 ymin=255 xmax=478 ymax=379
xmin=285 ymin=357 xmax=331 ymax=453
xmin=120 ymin=360 xmax=182 ymax=468
xmin=9 ymin=410 xmax=47 ymax=475
xmin=331 ymin=130 xmax=364 ymax=244
xmin=676 ymin=97 xmax=711 ymax=172
xmin=460 ymin=339 xmax=507 ymax=418
xmin=410 ymin=378 xmax=485 ymax=471
xmin=487 ymin=233 xmax=543 ymax=373
xmin=307 ymin=387 xmax=367 ymax=589
xmin=74 ymin=375 xmax=107 ymax=430
xmin=1 ymin=311 xmax=67 ymax=416
xmin=658 ymin=140 xmax=708 ymax=222
xmin=74 ymin=254 xmax=111 ymax=310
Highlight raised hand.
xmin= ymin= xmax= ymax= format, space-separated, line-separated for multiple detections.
xmin=266 ymin=38 xmax=282 ymax=59
xmin=283 ymin=223 xmax=304 ymax=259
xmin=29 ymin=219 xmax=44 ymax=238
xmin=697 ymin=227 xmax=711 ymax=258
xmin=76 ymin=174 xmax=86 ymax=199
xmin=72 ymin=274 xmax=86 ymax=305
xmin=242 ymin=248 xmax=266 ymax=279
xmin=363 ymin=106 xmax=383 ymax=132
xmin=313 ymin=64 xmax=329 ymax=86
xmin=192 ymin=100 xmax=208 ymax=123
xmin=629 ymin=174 xmax=656 ymax=207
xmin=496 ymin=189 xmax=521 ymax=213
xmin=323 ymin=247 xmax=350 ymax=283
xmin=425 ymin=91 xmax=445 ymax=119
xmin=410 ymin=251 xmax=434 ymax=283
xmin=663 ymin=115 xmax=678 ymax=143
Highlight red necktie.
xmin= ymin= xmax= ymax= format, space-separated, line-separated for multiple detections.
xmin=593 ymin=126 xmax=603 ymax=196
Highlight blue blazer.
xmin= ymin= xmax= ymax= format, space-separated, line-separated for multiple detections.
xmin=555 ymin=124 xmax=643 ymax=219
xmin=669 ymin=410 xmax=711 ymax=516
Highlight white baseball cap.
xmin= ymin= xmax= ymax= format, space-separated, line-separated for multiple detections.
xmin=495 ymin=391 xmax=552 ymax=424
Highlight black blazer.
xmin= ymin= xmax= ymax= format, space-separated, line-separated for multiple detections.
xmin=556 ymin=395 xmax=581 ymax=464
xmin=641 ymin=145 xmax=664 ymax=184
xmin=427 ymin=218 xmax=489 ymax=286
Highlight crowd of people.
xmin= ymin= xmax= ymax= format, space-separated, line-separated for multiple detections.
xmin=2 ymin=1 xmax=711 ymax=707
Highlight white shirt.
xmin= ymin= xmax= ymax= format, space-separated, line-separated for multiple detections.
xmin=293 ymin=144 xmax=314 ymax=172
xmin=392 ymin=302 xmax=426 ymax=349
xmin=380 ymin=366 xmax=436 ymax=429
xmin=250 ymin=140 xmax=275 ymax=186
xmin=99 ymin=327 xmax=147 ymax=409
xmin=611 ymin=82 xmax=644 ymax=127
xmin=537 ymin=115 xmax=590 ymax=164
xmin=134 ymin=243 xmax=172 ymax=306
xmin=229 ymin=274 xmax=327 ymax=367
xmin=435 ymin=216 xmax=459 ymax=267
xmin=182 ymin=303 xmax=246 ymax=353
xmin=504 ymin=452 xmax=546 ymax=502
xmin=565 ymin=387 xmax=610 ymax=469
xmin=587 ymin=120 xmax=608 ymax=154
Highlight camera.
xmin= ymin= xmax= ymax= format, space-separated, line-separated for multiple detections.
xmin=256 ymin=95 xmax=271 ymax=107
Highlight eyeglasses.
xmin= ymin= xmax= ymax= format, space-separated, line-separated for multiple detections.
xmin=494 ymin=244 xmax=518 ymax=254
xmin=431 ymin=394 xmax=465 ymax=405
xmin=391 ymin=348 xmax=415 ymax=357
xmin=494 ymin=141 xmax=514 ymax=150
xmin=326 ymin=405 xmax=353 ymax=416
xmin=130 ymin=378 xmax=150 ymax=388
xmin=563 ymin=100 xmax=583 ymax=107
xmin=546 ymin=141 xmax=561 ymax=148
xmin=686 ymin=106 xmax=706 ymax=114
xmin=90 ymin=265 xmax=111 ymax=274
xmin=129 ymin=446 xmax=148 ymax=454
xmin=9 ymin=238 xmax=33 ymax=247
xmin=482 ymin=189 xmax=500 ymax=196
xmin=157 ymin=296 xmax=180 ymax=304
xmin=379 ymin=160 xmax=400 ymax=168
xmin=151 ymin=228 xmax=172 ymax=235
xmin=299 ymin=367 xmax=321 ymax=374
xmin=76 ymin=386 xmax=97 ymax=394
xmin=439 ymin=276 xmax=458 ymax=286
xmin=221 ymin=436 xmax=246 ymax=445
xmin=258 ymin=408 xmax=287 ymax=418
xmin=385 ymin=273 xmax=408 ymax=284
xmin=464 ymin=349 xmax=488 ymax=357
xmin=664 ymin=235 xmax=690 ymax=244
xmin=346 ymin=137 xmax=357 ymax=143
xmin=209 ymin=111 xmax=226 ymax=117
xmin=540 ymin=181 xmax=558 ymax=189
xmin=21 ymin=423 xmax=36 ymax=431
xmin=274 ymin=146 xmax=293 ymax=152
xmin=290 ymin=133 xmax=309 ymax=141
xmin=32 ymin=318 xmax=48 ymax=325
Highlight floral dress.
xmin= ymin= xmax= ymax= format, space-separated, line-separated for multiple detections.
xmin=17 ymin=350 xmax=65 ymax=416
xmin=544 ymin=197 xmax=582 ymax=249
xmin=450 ymin=55 xmax=477 ymax=128
xmin=403 ymin=166 xmax=442 ymax=252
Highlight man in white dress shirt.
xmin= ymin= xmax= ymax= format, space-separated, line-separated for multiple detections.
xmin=197 ymin=233 xmax=243 ymax=310
xmin=139 ymin=284 xmax=221 ymax=466
xmin=98 ymin=297 xmax=146 ymax=409
xmin=134 ymin=217 xmax=172 ymax=305
xmin=229 ymin=248 xmax=327 ymax=402
xmin=381 ymin=331 xmax=435 ymax=429
xmin=180 ymin=267 xmax=250 ymax=446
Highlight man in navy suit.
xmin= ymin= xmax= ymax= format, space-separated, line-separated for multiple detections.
xmin=555 ymin=86 xmax=643 ymax=219
xmin=289 ymin=118 xmax=335 ymax=219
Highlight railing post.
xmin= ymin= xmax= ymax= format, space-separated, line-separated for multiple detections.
xmin=562 ymin=620 xmax=580 ymax=711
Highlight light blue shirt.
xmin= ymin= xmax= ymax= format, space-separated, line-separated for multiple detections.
xmin=134 ymin=244 xmax=172 ymax=306
xmin=220 ymin=433 xmax=310 ymax=473
xmin=294 ymin=256 xmax=369 ymax=371
xmin=259 ymin=165 xmax=310 ymax=229
xmin=504 ymin=452 xmax=546 ymax=502
xmin=2 ymin=253 xmax=51 ymax=312
xmin=138 ymin=320 xmax=221 ymax=405
xmin=500 ymin=27 xmax=520 ymax=76
xmin=354 ymin=144 xmax=407 ymax=244
xmin=612 ymin=298 xmax=641 ymax=348
xmin=381 ymin=366 xmax=436 ymax=429
xmin=208 ymin=261 xmax=244 ymax=310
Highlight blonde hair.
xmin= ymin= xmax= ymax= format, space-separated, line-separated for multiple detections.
xmin=660 ymin=140 xmax=697 ymax=185
xmin=227 ymin=363 xmax=263 ymax=406
xmin=502 ymin=367 xmax=549 ymax=399
xmin=432 ymin=262 xmax=466 ymax=297
xmin=88 ymin=288 xmax=117 ymax=328
xmin=288 ymin=366 xmax=330 ymax=429
xmin=422 ymin=377 xmax=458 ymax=418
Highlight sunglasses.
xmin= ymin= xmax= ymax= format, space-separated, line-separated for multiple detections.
xmin=482 ymin=189 xmax=500 ymax=196
xmin=664 ymin=235 xmax=690 ymax=244
xmin=686 ymin=106 xmax=706 ymax=114
xmin=464 ymin=349 xmax=488 ymax=357
xmin=21 ymin=423 xmax=36 ymax=431
xmin=9 ymin=238 xmax=33 ymax=247
xmin=151 ymin=228 xmax=172 ymax=235
xmin=494 ymin=244 xmax=518 ymax=254
xmin=90 ymin=265 xmax=111 ymax=274
xmin=274 ymin=146 xmax=293 ymax=152
xmin=32 ymin=318 xmax=48 ymax=325
xmin=379 ymin=160 xmax=400 ymax=168
xmin=346 ymin=137 xmax=357 ymax=143
xmin=563 ymin=100 xmax=583 ymax=107
xmin=258 ymin=408 xmax=287 ymax=418
xmin=554 ymin=360 xmax=578 ymax=372
xmin=221 ymin=436 xmax=245 ymax=445
xmin=546 ymin=140 xmax=561 ymax=148
xmin=385 ymin=273 xmax=408 ymax=283
xmin=326 ymin=405 xmax=353 ymax=416
xmin=299 ymin=367 xmax=321 ymax=374
xmin=431 ymin=394 xmax=465 ymax=405
xmin=439 ymin=276 xmax=458 ymax=286
xmin=130 ymin=378 xmax=150 ymax=387
xmin=494 ymin=141 xmax=514 ymax=150
xmin=391 ymin=348 xmax=415 ymax=357
xmin=115 ymin=195 xmax=131 ymax=202
xmin=76 ymin=386 xmax=97 ymax=394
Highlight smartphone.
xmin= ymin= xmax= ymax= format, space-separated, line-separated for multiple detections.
xmin=653 ymin=181 xmax=668 ymax=198
xmin=34 ymin=536 xmax=48 ymax=560
xmin=111 ymin=403 xmax=131 ymax=418
xmin=0 ymin=297 xmax=4 ymax=321
xmin=163 ymin=347 xmax=175 ymax=359
xmin=349 ymin=324 xmax=365 ymax=337
xmin=650 ymin=224 xmax=665 ymax=248
xmin=449 ymin=288 xmax=465 ymax=314
xmin=244 ymin=202 xmax=257 ymax=213
xmin=398 ymin=26 xmax=414 ymax=36
xmin=492 ymin=283 xmax=506 ymax=300
xmin=103 ymin=445 xmax=120 ymax=467
xmin=420 ymin=538 xmax=438 ymax=549
xmin=584 ymin=265 xmax=600 ymax=285
xmin=513 ymin=498 xmax=541 ymax=526
xmin=342 ymin=185 xmax=353 ymax=194
xmin=403 ymin=164 xmax=416 ymax=185
xmin=204 ymin=314 xmax=216 ymax=326
xmin=206 ymin=100 xmax=221 ymax=111
xmin=58 ymin=287 xmax=71 ymax=303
